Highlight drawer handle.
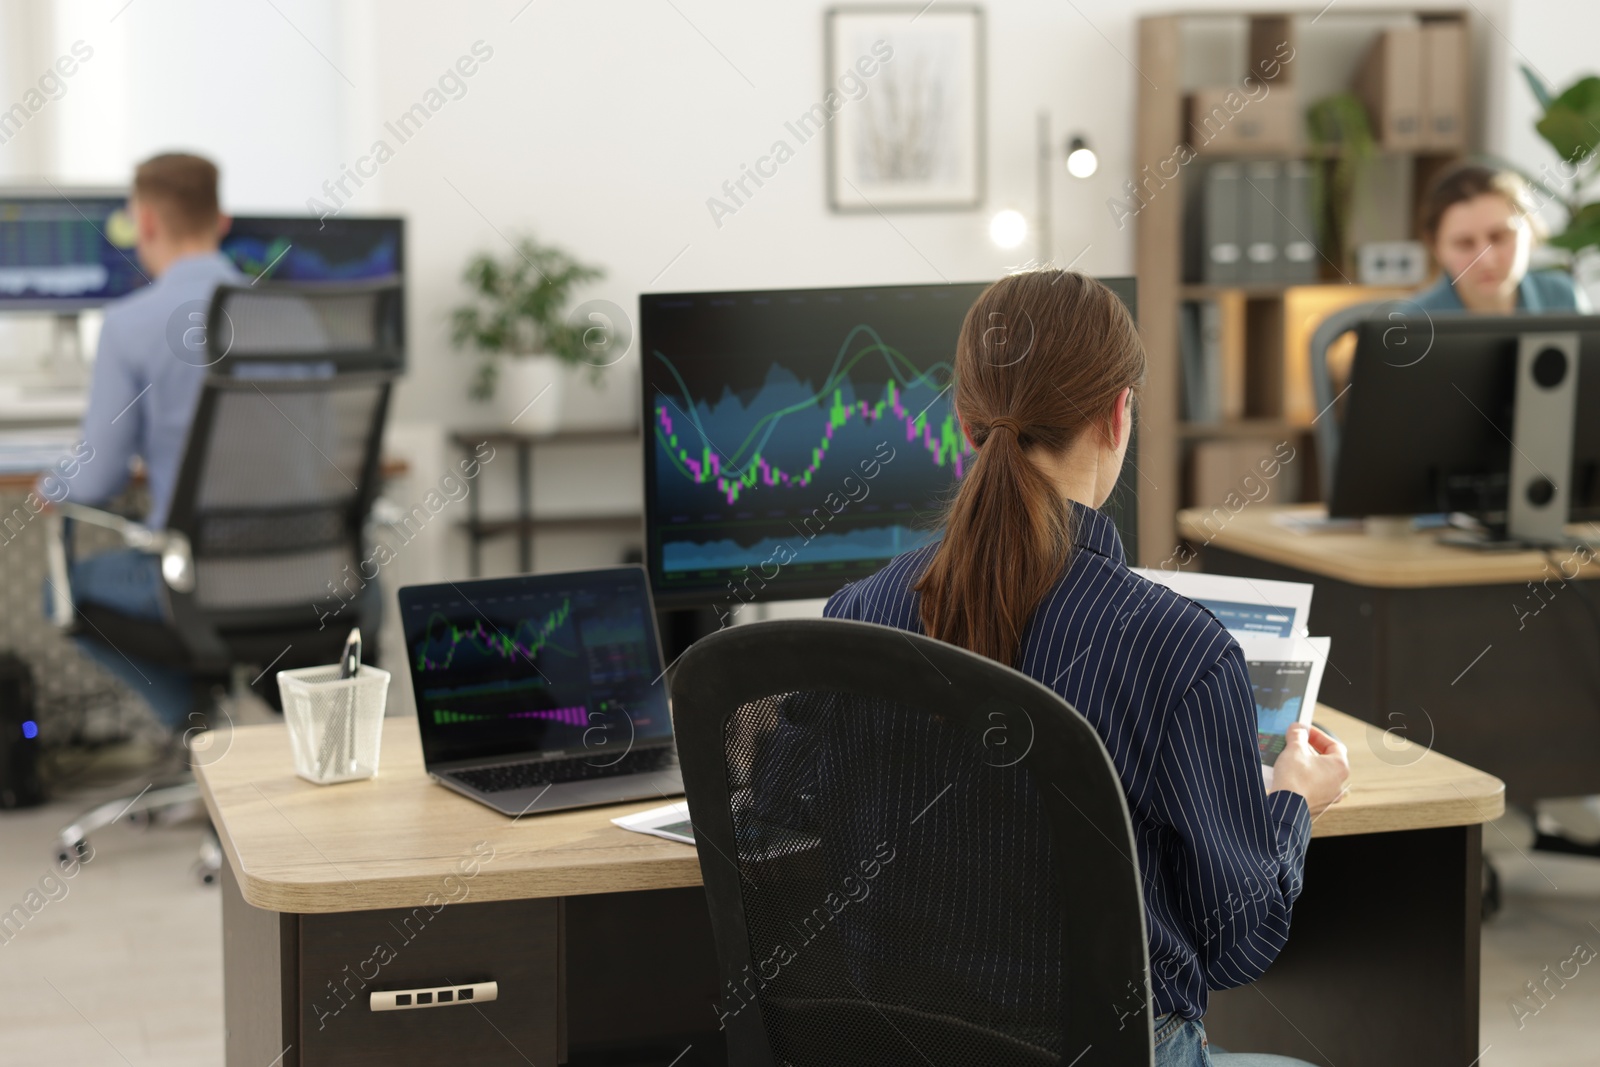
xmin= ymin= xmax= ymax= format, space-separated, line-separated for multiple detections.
xmin=371 ymin=980 xmax=498 ymax=1012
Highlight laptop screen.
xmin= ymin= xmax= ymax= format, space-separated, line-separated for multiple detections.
xmin=399 ymin=566 xmax=672 ymax=769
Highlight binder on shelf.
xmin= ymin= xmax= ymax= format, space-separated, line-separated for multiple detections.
xmin=1421 ymin=22 xmax=1467 ymax=150
xmin=1179 ymin=298 xmax=1253 ymax=425
xmin=1179 ymin=301 xmax=1208 ymax=422
xmin=1242 ymin=161 xmax=1282 ymax=284
xmin=1190 ymin=439 xmax=1302 ymax=513
xmin=1279 ymin=160 xmax=1319 ymax=283
xmin=1216 ymin=293 xmax=1247 ymax=421
xmin=1187 ymin=88 xmax=1299 ymax=155
xmin=1354 ymin=26 xmax=1424 ymax=151
xmin=1199 ymin=300 xmax=1225 ymax=422
xmin=1202 ymin=163 xmax=1243 ymax=285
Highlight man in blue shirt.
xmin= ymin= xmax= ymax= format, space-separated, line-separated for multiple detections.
xmin=50 ymin=153 xmax=243 ymax=727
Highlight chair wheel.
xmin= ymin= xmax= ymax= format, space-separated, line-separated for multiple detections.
xmin=1482 ymin=857 xmax=1502 ymax=921
xmin=56 ymin=840 xmax=89 ymax=870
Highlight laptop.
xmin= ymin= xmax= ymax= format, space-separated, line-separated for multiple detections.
xmin=398 ymin=566 xmax=682 ymax=817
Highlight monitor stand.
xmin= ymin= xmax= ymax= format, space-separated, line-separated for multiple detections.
xmin=1440 ymin=330 xmax=1592 ymax=552
xmin=47 ymin=313 xmax=86 ymax=374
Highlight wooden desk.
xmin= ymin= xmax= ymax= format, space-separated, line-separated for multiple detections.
xmin=1179 ymin=504 xmax=1600 ymax=588
xmin=208 ymin=719 xmax=697 ymax=915
xmin=200 ymin=715 xmax=719 ymax=1067
xmin=0 ymin=455 xmax=412 ymax=493
xmin=200 ymin=706 xmax=1500 ymax=1067
xmin=1179 ymin=504 xmax=1600 ymax=802
xmin=1207 ymin=706 xmax=1500 ymax=1066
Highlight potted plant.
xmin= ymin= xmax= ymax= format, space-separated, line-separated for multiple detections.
xmin=1305 ymin=92 xmax=1377 ymax=278
xmin=1515 ymin=67 xmax=1600 ymax=267
xmin=449 ymin=235 xmax=604 ymax=431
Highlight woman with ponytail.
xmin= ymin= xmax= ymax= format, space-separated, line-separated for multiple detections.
xmin=824 ymin=270 xmax=1348 ymax=1066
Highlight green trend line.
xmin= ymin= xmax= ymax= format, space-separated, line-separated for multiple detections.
xmin=653 ymin=323 xmax=952 ymax=468
xmin=414 ymin=597 xmax=573 ymax=672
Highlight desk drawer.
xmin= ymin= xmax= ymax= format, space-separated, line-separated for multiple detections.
xmin=296 ymin=897 xmax=558 ymax=1067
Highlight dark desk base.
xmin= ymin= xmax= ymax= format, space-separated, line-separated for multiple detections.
xmin=1199 ymin=545 xmax=1600 ymax=804
xmin=1207 ymin=824 xmax=1482 ymax=1066
xmin=222 ymin=865 xmax=725 ymax=1067
xmin=224 ymin=826 xmax=1483 ymax=1066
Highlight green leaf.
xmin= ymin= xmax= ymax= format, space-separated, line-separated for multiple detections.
xmin=1549 ymin=200 xmax=1600 ymax=253
xmin=1535 ymin=76 xmax=1600 ymax=164
xmin=1521 ymin=64 xmax=1555 ymax=111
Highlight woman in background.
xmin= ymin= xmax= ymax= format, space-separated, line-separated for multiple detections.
xmin=1412 ymin=162 xmax=1589 ymax=313
xmin=825 ymin=270 xmax=1348 ymax=1066
xmin=1415 ymin=162 xmax=1600 ymax=859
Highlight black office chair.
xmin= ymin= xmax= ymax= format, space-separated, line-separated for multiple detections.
xmin=669 ymin=618 xmax=1155 ymax=1066
xmin=1308 ymin=300 xmax=1389 ymax=496
xmin=46 ymin=281 xmax=400 ymax=875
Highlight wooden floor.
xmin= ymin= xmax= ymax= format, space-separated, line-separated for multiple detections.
xmin=0 ymin=779 xmax=1594 ymax=1066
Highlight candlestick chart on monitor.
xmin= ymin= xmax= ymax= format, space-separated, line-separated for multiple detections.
xmin=641 ymin=283 xmax=991 ymax=605
xmin=404 ymin=578 xmax=668 ymax=762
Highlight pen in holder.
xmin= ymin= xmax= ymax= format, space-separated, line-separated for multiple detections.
xmin=277 ymin=663 xmax=390 ymax=785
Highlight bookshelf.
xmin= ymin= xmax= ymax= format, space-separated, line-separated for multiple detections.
xmin=1132 ymin=8 xmax=1473 ymax=565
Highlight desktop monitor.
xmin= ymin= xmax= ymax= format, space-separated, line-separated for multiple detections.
xmin=0 ymin=194 xmax=405 ymax=313
xmin=1329 ymin=312 xmax=1600 ymax=530
xmin=222 ymin=215 xmax=404 ymax=286
xmin=640 ymin=278 xmax=1138 ymax=608
xmin=0 ymin=191 xmax=146 ymax=310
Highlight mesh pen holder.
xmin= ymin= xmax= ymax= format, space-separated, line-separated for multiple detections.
xmin=277 ymin=664 xmax=391 ymax=785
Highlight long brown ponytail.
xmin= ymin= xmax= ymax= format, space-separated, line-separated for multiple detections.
xmin=913 ymin=270 xmax=1146 ymax=666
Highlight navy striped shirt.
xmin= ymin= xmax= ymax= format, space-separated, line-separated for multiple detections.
xmin=822 ymin=500 xmax=1313 ymax=1021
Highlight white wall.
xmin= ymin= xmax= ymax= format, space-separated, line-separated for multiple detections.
xmin=40 ymin=0 xmax=359 ymax=205
xmin=13 ymin=0 xmax=1597 ymax=591
xmin=352 ymin=0 xmax=1529 ymax=582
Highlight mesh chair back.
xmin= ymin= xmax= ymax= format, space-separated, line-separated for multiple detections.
xmin=670 ymin=619 xmax=1154 ymax=1067
xmin=1309 ymin=300 xmax=1389 ymax=495
xmin=164 ymin=283 xmax=397 ymax=625
xmin=207 ymin=281 xmax=404 ymax=367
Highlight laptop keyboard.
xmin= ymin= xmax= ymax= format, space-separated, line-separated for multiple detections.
xmin=449 ymin=746 xmax=677 ymax=794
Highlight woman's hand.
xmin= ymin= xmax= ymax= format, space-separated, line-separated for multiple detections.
xmin=1270 ymin=724 xmax=1350 ymax=818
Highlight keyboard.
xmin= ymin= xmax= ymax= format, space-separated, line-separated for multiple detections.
xmin=449 ymin=746 xmax=677 ymax=794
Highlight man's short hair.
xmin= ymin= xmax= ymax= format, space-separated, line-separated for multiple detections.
xmin=132 ymin=153 xmax=220 ymax=238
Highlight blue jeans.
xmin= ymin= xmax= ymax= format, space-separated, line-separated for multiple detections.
xmin=1155 ymin=1014 xmax=1317 ymax=1066
xmin=53 ymin=549 xmax=197 ymax=730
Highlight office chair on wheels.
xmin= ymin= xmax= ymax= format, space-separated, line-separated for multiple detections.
xmin=669 ymin=618 xmax=1156 ymax=1067
xmin=1307 ymin=300 xmax=1391 ymax=496
xmin=46 ymin=281 xmax=401 ymax=880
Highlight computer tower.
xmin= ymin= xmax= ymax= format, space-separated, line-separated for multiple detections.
xmin=0 ymin=653 xmax=43 ymax=809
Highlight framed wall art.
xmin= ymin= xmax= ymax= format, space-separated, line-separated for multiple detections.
xmin=825 ymin=5 xmax=985 ymax=212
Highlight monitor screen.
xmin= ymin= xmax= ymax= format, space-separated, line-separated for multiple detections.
xmin=640 ymin=278 xmax=1137 ymax=608
xmin=400 ymin=567 xmax=672 ymax=769
xmin=0 ymin=193 xmax=146 ymax=310
xmin=222 ymin=216 xmax=403 ymax=284
xmin=0 ymin=197 xmax=404 ymax=311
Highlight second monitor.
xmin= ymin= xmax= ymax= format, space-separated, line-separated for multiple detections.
xmin=640 ymin=278 xmax=1137 ymax=608
xmin=1329 ymin=312 xmax=1600 ymax=543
